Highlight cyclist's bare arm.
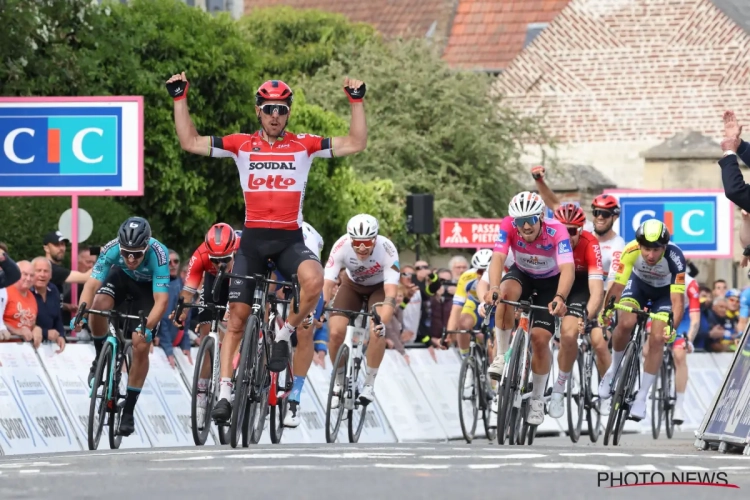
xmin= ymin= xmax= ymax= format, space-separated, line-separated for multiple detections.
xmin=331 ymin=106 xmax=367 ymax=157
xmin=534 ymin=175 xmax=561 ymax=211
xmin=445 ymin=304 xmax=464 ymax=332
xmin=486 ymin=252 xmax=507 ymax=299
xmin=603 ymin=282 xmax=624 ymax=310
xmin=586 ymin=277 xmax=604 ymax=318
xmin=670 ymin=292 xmax=685 ymax=329
xmin=173 ymin=99 xmax=212 ymax=156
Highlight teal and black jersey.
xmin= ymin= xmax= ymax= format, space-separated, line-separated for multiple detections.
xmin=91 ymin=237 xmax=171 ymax=293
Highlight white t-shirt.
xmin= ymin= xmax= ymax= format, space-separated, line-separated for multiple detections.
xmin=324 ymin=234 xmax=401 ymax=286
xmin=302 ymin=222 xmax=324 ymax=260
xmin=597 ymin=233 xmax=626 ymax=284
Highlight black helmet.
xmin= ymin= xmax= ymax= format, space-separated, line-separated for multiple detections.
xmin=635 ymin=219 xmax=670 ymax=248
xmin=118 ymin=217 xmax=152 ymax=249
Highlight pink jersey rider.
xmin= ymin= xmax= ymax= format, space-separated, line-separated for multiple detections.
xmin=494 ymin=216 xmax=574 ymax=278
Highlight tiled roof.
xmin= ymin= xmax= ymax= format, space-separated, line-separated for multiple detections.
xmin=243 ymin=0 xmax=457 ymax=40
xmin=442 ymin=0 xmax=571 ymax=72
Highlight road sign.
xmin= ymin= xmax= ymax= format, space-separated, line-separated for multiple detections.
xmin=602 ymin=190 xmax=733 ymax=258
xmin=0 ymin=97 xmax=143 ymax=196
xmin=440 ymin=218 xmax=503 ymax=248
xmin=58 ymin=208 xmax=93 ymax=243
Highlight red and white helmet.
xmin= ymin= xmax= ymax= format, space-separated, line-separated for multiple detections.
xmin=255 ymin=80 xmax=293 ymax=106
xmin=205 ymin=223 xmax=237 ymax=258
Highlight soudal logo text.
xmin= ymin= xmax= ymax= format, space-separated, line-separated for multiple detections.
xmin=248 ymin=162 xmax=296 ymax=170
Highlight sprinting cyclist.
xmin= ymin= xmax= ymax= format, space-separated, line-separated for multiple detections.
xmin=72 ymin=217 xmax=170 ymax=436
xmin=598 ymin=219 xmax=685 ymax=421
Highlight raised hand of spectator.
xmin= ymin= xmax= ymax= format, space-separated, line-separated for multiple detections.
xmin=18 ymin=326 xmax=33 ymax=342
xmin=312 ymin=350 xmax=326 ymax=367
xmin=183 ymin=349 xmax=192 ymax=364
xmin=385 ymin=338 xmax=394 ymax=349
xmin=401 ymin=330 xmax=414 ymax=343
xmin=168 ymin=354 xmax=175 ymax=368
xmin=48 ymin=329 xmax=66 ymax=353
xmin=32 ymin=326 xmax=42 ymax=349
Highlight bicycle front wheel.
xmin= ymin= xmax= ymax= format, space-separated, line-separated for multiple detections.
xmin=612 ymin=343 xmax=637 ymax=446
xmin=230 ymin=315 xmax=260 ymax=449
xmin=108 ymin=342 xmax=132 ymax=450
xmin=192 ymin=335 xmax=216 ymax=446
xmin=270 ymin=361 xmax=292 ymax=444
xmin=458 ymin=356 xmax=479 ymax=443
xmin=651 ymin=361 xmax=665 ymax=440
xmin=664 ymin=353 xmax=676 ymax=439
xmin=348 ymin=359 xmax=368 ymax=443
xmin=566 ymin=350 xmax=584 ymax=443
xmin=88 ymin=341 xmax=112 ymax=450
xmin=325 ymin=344 xmax=348 ymax=443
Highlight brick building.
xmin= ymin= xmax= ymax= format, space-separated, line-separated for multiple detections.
xmin=495 ymin=0 xmax=750 ymax=187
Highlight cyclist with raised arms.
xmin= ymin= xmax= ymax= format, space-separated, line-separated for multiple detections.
xmin=176 ymin=223 xmax=239 ymax=427
xmin=483 ymin=192 xmax=575 ymax=426
xmin=598 ymin=219 xmax=685 ymax=421
xmin=447 ymin=249 xmax=494 ymax=359
xmin=72 ymin=217 xmax=170 ymax=436
xmin=166 ymin=72 xmax=368 ymax=423
xmin=323 ymin=214 xmax=399 ymax=408
xmin=547 ymin=204 xmax=604 ymax=418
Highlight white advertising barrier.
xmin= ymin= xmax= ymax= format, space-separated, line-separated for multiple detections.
xmin=134 ymin=349 xmax=197 ymax=447
xmin=374 ymin=350 xmax=447 ymax=442
xmin=36 ymin=343 xmax=151 ymax=450
xmin=0 ymin=343 xmax=81 ymax=455
xmin=305 ymin=355 xmax=396 ymax=443
xmin=712 ymin=353 xmax=734 ymax=375
xmin=686 ymin=354 xmax=725 ymax=415
xmin=173 ymin=349 xmax=218 ymax=445
xmin=407 ymin=348 xmax=465 ymax=439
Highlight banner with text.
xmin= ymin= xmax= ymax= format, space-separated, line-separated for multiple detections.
xmin=440 ymin=218 xmax=502 ymax=249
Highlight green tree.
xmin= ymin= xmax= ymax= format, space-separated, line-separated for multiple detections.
xmin=298 ymin=38 xmax=549 ymax=251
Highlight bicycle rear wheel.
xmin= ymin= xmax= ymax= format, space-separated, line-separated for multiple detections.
xmin=108 ymin=342 xmax=132 ymax=450
xmin=612 ymin=343 xmax=637 ymax=446
xmin=245 ymin=331 xmax=270 ymax=446
xmin=325 ymin=344 xmax=348 ymax=443
xmin=651 ymin=361 xmax=665 ymax=440
xmin=87 ymin=341 xmax=112 ymax=450
xmin=585 ymin=351 xmax=601 ymax=443
xmin=603 ymin=342 xmax=633 ymax=446
xmin=497 ymin=329 xmax=523 ymax=445
xmin=230 ymin=315 xmax=260 ymax=449
xmin=664 ymin=353 xmax=676 ymax=439
xmin=191 ymin=335 xmax=216 ymax=446
xmin=458 ymin=356 xmax=479 ymax=443
xmin=270 ymin=361 xmax=292 ymax=444
xmin=566 ymin=351 xmax=584 ymax=443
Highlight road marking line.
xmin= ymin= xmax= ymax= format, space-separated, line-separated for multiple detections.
xmin=710 ymin=455 xmax=750 ymax=460
xmin=534 ymin=463 xmax=610 ymax=471
xmin=640 ymin=454 xmax=700 ymax=458
xmin=242 ymin=465 xmax=327 ymax=471
xmin=718 ymin=466 xmax=750 ymax=470
xmin=424 ymin=453 xmax=546 ymax=460
xmin=152 ymin=456 xmax=215 ymax=462
xmin=19 ymin=470 xmax=40 ymax=474
xmin=467 ymin=463 xmax=523 ymax=469
xmin=559 ymin=453 xmax=632 ymax=457
xmin=676 ymin=465 xmax=709 ymax=471
xmin=373 ymin=464 xmax=451 ymax=470
xmin=624 ymin=464 xmax=657 ymax=471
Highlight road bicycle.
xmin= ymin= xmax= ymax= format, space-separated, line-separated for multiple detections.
xmin=212 ymin=261 xmax=299 ymax=448
xmin=74 ymin=301 xmax=141 ymax=450
xmin=441 ymin=305 xmax=497 ymax=443
xmin=651 ymin=341 xmax=677 ymax=440
xmin=324 ymin=300 xmax=383 ymax=443
xmin=601 ymin=298 xmax=673 ymax=446
xmin=173 ymin=297 xmax=228 ymax=446
xmin=266 ymin=286 xmax=294 ymax=444
xmin=566 ymin=318 xmax=602 ymax=443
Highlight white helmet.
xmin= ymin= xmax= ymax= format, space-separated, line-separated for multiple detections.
xmin=471 ymin=249 xmax=493 ymax=270
xmin=347 ymin=214 xmax=379 ymax=239
xmin=508 ymin=191 xmax=545 ymax=218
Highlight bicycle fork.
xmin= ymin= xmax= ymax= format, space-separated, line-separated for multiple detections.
xmin=343 ymin=325 xmax=364 ymax=411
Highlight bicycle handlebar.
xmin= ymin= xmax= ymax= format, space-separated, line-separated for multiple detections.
xmin=605 ymin=296 xmax=674 ymax=323
xmin=323 ymin=303 xmax=383 ymax=326
xmin=73 ymin=302 xmax=146 ymax=332
xmin=214 ymin=266 xmax=301 ymax=314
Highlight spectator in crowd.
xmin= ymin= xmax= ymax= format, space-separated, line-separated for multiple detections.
xmin=411 ymin=259 xmax=443 ymax=346
xmin=429 ymin=268 xmax=454 ymax=347
xmin=311 ymin=274 xmax=338 ymax=367
xmin=168 ymin=250 xmax=181 ymax=281
xmin=703 ymin=296 xmax=737 ymax=352
xmin=158 ymin=261 xmax=192 ymax=367
xmin=399 ymin=265 xmax=421 ymax=344
xmin=0 ymin=242 xmax=21 ymax=289
xmin=31 ymin=257 xmax=66 ymax=352
xmin=62 ymin=246 xmax=100 ymax=325
xmin=726 ymin=289 xmax=741 ymax=323
xmin=712 ymin=279 xmax=727 ymax=299
xmin=384 ymin=284 xmax=409 ymax=363
xmin=699 ymin=285 xmax=713 ymax=304
xmin=448 ymin=255 xmax=469 ymax=281
xmin=1 ymin=261 xmax=39 ymax=344
xmin=43 ymin=231 xmax=90 ymax=294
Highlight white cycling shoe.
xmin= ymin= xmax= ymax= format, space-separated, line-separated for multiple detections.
xmin=527 ymin=397 xmax=545 ymax=425
xmin=548 ymin=392 xmax=565 ymax=418
xmin=359 ymin=384 xmax=375 ymax=404
xmin=284 ymin=401 xmax=301 ymax=428
xmin=598 ymin=369 xmax=615 ymax=399
xmin=629 ymin=396 xmax=647 ymax=421
xmin=488 ymin=355 xmax=505 ymax=380
xmin=330 ymin=382 xmax=342 ymax=409
xmin=599 ymin=396 xmax=611 ymax=416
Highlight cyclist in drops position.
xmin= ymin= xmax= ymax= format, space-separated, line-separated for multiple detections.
xmin=323 ymin=214 xmax=400 ymax=408
xmin=175 ymin=223 xmax=239 ymax=427
xmin=598 ymin=219 xmax=685 ymax=421
xmin=546 ymin=204 xmax=604 ymax=418
xmin=72 ymin=217 xmax=170 ymax=436
xmin=166 ymin=72 xmax=368 ymax=423
xmin=483 ymin=192 xmax=575 ymax=426
xmin=446 ymin=249 xmax=495 ymax=359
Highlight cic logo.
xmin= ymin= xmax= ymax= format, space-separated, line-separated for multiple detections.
xmin=0 ymin=115 xmax=117 ymax=175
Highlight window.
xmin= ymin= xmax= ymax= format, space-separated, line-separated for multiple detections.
xmin=523 ymin=22 xmax=549 ymax=49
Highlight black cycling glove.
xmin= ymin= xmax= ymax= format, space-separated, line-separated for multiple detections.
xmin=344 ymin=83 xmax=366 ymax=103
xmin=166 ymin=79 xmax=189 ymax=101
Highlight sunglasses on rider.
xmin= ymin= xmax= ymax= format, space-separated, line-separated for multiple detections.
xmin=593 ymin=209 xmax=614 ymax=219
xmin=567 ymin=226 xmax=581 ymax=236
xmin=209 ymin=255 xmax=233 ymax=265
xmin=351 ymin=239 xmax=376 ymax=249
xmin=259 ymin=104 xmax=290 ymax=116
xmin=514 ymin=215 xmax=540 ymax=227
xmin=120 ymin=248 xmax=146 ymax=260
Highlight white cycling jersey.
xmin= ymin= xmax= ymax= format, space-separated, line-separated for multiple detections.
xmin=302 ymin=222 xmax=324 ymax=260
xmin=480 ymin=249 xmax=514 ymax=285
xmin=324 ymin=234 xmax=400 ymax=286
xmin=597 ymin=233 xmax=625 ymax=284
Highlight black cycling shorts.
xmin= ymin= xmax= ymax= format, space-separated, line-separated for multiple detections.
xmin=500 ymin=264 xmax=559 ymax=335
xmin=95 ymin=266 xmax=159 ymax=336
xmin=196 ymin=272 xmax=229 ymax=325
xmin=229 ymin=227 xmax=320 ymax=306
xmin=566 ymin=276 xmax=591 ymax=319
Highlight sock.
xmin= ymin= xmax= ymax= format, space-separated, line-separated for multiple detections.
xmin=676 ymin=391 xmax=685 ymax=410
xmin=608 ymin=349 xmax=625 ymax=374
xmin=459 ymin=348 xmax=470 ymax=359
xmin=92 ymin=335 xmax=106 ymax=357
xmin=365 ymin=367 xmax=378 ymax=386
xmin=553 ymin=370 xmax=570 ymax=394
xmin=495 ymin=328 xmax=512 ymax=355
xmin=197 ymin=378 xmax=209 ymax=406
xmin=275 ymin=322 xmax=296 ymax=343
xmin=531 ymin=372 xmax=548 ymax=398
xmin=124 ymin=386 xmax=141 ymax=414
xmin=637 ymin=372 xmax=656 ymax=401
xmin=290 ymin=375 xmax=305 ymax=403
xmin=219 ymin=377 xmax=233 ymax=401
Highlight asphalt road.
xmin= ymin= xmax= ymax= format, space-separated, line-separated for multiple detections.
xmin=0 ymin=433 xmax=748 ymax=499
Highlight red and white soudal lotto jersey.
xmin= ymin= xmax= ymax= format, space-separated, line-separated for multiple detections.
xmin=210 ymin=131 xmax=333 ymax=230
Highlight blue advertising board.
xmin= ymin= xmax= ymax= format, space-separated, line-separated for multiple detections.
xmin=603 ymin=190 xmax=733 ymax=258
xmin=0 ymin=97 xmax=143 ymax=196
